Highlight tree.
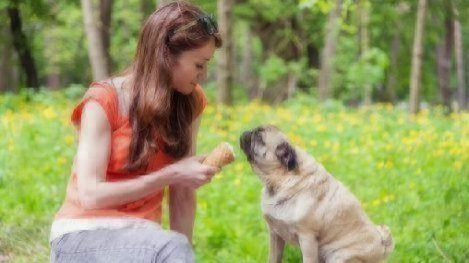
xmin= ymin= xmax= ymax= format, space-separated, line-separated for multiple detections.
xmin=409 ymin=0 xmax=427 ymax=114
xmin=216 ymin=0 xmax=234 ymax=105
xmin=0 ymin=20 xmax=19 ymax=92
xmin=239 ymin=23 xmax=255 ymax=99
xmin=453 ymin=7 xmax=466 ymax=110
xmin=100 ymin=0 xmax=113 ymax=73
xmin=6 ymin=0 xmax=39 ymax=89
xmin=236 ymin=0 xmax=313 ymax=103
xmin=358 ymin=0 xmax=371 ymax=105
xmin=435 ymin=4 xmax=453 ymax=111
xmin=318 ymin=0 xmax=342 ymax=101
xmin=81 ymin=0 xmax=110 ymax=81
xmin=44 ymin=31 xmax=61 ymax=90
xmin=385 ymin=2 xmax=409 ymax=103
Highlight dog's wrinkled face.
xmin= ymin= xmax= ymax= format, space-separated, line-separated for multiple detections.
xmin=240 ymin=125 xmax=297 ymax=175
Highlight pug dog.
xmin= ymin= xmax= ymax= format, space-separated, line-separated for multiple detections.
xmin=240 ymin=125 xmax=393 ymax=263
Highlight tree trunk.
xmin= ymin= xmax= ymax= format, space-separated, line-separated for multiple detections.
xmin=386 ymin=30 xmax=399 ymax=103
xmin=251 ymin=15 xmax=304 ymax=103
xmin=307 ymin=44 xmax=320 ymax=69
xmin=318 ymin=0 xmax=342 ymax=101
xmin=0 ymin=17 xmax=18 ymax=92
xmin=453 ymin=9 xmax=466 ymax=110
xmin=7 ymin=4 xmax=39 ymax=90
xmin=0 ymin=41 xmax=9 ymax=92
xmin=286 ymin=73 xmax=298 ymax=100
xmin=240 ymin=24 xmax=256 ymax=100
xmin=100 ymin=0 xmax=113 ymax=73
xmin=46 ymin=74 xmax=60 ymax=90
xmin=43 ymin=26 xmax=62 ymax=90
xmin=385 ymin=3 xmax=409 ymax=103
xmin=216 ymin=0 xmax=234 ymax=105
xmin=81 ymin=0 xmax=110 ymax=81
xmin=435 ymin=13 xmax=453 ymax=111
xmin=409 ymin=0 xmax=427 ymax=114
xmin=358 ymin=0 xmax=371 ymax=105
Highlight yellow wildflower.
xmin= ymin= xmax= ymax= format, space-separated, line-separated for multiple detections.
xmin=234 ymin=163 xmax=244 ymax=172
xmin=453 ymin=161 xmax=462 ymax=170
xmin=42 ymin=107 xmax=57 ymax=119
xmin=64 ymin=135 xmax=75 ymax=146
xmin=317 ymin=124 xmax=327 ymax=132
xmin=8 ymin=141 xmax=15 ymax=152
xmin=377 ymin=161 xmax=385 ymax=169
xmin=57 ymin=156 xmax=67 ymax=165
xmin=310 ymin=140 xmax=318 ymax=147
xmin=312 ymin=114 xmax=322 ymax=124
xmin=336 ymin=124 xmax=344 ymax=133
xmin=234 ymin=178 xmax=241 ymax=186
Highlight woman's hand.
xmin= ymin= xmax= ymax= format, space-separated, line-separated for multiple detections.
xmin=170 ymin=156 xmax=219 ymax=189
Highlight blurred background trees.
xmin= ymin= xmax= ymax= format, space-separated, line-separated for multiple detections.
xmin=0 ymin=0 xmax=467 ymax=113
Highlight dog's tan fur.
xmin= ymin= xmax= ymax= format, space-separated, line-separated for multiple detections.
xmin=240 ymin=125 xmax=393 ymax=263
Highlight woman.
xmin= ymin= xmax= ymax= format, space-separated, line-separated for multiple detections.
xmin=50 ymin=1 xmax=222 ymax=262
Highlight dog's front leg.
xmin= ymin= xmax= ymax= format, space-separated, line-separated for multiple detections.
xmin=299 ymin=234 xmax=319 ymax=263
xmin=269 ymin=230 xmax=285 ymax=263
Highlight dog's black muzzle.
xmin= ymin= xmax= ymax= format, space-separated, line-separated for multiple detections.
xmin=240 ymin=131 xmax=253 ymax=161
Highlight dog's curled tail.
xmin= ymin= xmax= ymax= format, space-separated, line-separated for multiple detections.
xmin=377 ymin=224 xmax=394 ymax=258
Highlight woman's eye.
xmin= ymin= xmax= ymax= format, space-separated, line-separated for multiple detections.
xmin=195 ymin=64 xmax=204 ymax=69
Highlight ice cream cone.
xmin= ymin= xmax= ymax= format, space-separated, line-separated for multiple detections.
xmin=203 ymin=142 xmax=235 ymax=168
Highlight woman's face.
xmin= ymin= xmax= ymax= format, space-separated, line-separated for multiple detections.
xmin=171 ymin=39 xmax=216 ymax=95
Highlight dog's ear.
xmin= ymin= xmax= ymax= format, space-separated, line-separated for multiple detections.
xmin=275 ymin=142 xmax=297 ymax=171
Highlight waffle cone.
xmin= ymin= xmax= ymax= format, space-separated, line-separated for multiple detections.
xmin=203 ymin=142 xmax=235 ymax=168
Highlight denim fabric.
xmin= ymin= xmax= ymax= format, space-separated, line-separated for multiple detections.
xmin=50 ymin=228 xmax=194 ymax=263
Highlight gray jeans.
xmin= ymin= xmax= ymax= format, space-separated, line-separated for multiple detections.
xmin=50 ymin=228 xmax=194 ymax=263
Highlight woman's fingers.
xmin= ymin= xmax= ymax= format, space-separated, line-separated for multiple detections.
xmin=192 ymin=155 xmax=206 ymax=162
xmin=200 ymin=164 xmax=219 ymax=175
xmin=195 ymin=173 xmax=213 ymax=188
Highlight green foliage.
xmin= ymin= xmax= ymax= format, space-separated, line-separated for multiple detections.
xmin=344 ymin=48 xmax=389 ymax=101
xmin=1 ymin=89 xmax=468 ymax=262
xmin=5 ymin=0 xmax=467 ymax=104
xmin=237 ymin=0 xmax=298 ymax=22
xmin=259 ymin=55 xmax=288 ymax=85
xmin=110 ymin=0 xmax=142 ymax=73
xmin=0 ymin=0 xmax=52 ymax=18
xmin=299 ymin=0 xmax=332 ymax=14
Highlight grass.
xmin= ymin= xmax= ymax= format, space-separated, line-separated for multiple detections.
xmin=0 ymin=88 xmax=468 ymax=262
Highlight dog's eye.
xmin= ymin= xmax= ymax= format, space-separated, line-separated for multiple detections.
xmin=254 ymin=133 xmax=265 ymax=146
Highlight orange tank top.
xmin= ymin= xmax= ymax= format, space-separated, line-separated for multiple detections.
xmin=54 ymin=81 xmax=207 ymax=222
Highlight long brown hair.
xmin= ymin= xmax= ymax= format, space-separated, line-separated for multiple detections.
xmin=125 ymin=1 xmax=222 ymax=171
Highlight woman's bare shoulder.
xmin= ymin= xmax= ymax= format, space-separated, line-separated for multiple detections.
xmin=81 ymin=100 xmax=112 ymax=134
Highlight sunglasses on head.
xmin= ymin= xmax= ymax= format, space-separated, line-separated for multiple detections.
xmin=172 ymin=14 xmax=218 ymax=36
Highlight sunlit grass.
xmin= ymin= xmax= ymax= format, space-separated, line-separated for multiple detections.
xmin=1 ymin=90 xmax=468 ymax=262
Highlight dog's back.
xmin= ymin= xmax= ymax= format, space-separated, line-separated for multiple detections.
xmin=239 ymin=125 xmax=394 ymax=262
xmin=377 ymin=224 xmax=394 ymax=258
xmin=296 ymin=149 xmax=395 ymax=262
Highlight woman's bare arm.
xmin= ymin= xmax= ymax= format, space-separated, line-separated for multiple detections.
xmin=75 ymin=101 xmax=178 ymax=209
xmin=169 ymin=115 xmax=203 ymax=243
xmin=75 ymin=102 xmax=215 ymax=210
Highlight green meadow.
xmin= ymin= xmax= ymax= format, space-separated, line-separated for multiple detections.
xmin=0 ymin=89 xmax=468 ymax=262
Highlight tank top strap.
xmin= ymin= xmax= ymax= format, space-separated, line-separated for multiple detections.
xmin=71 ymin=81 xmax=120 ymax=131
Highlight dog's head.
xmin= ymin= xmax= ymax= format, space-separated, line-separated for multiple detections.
xmin=239 ymin=125 xmax=298 ymax=175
